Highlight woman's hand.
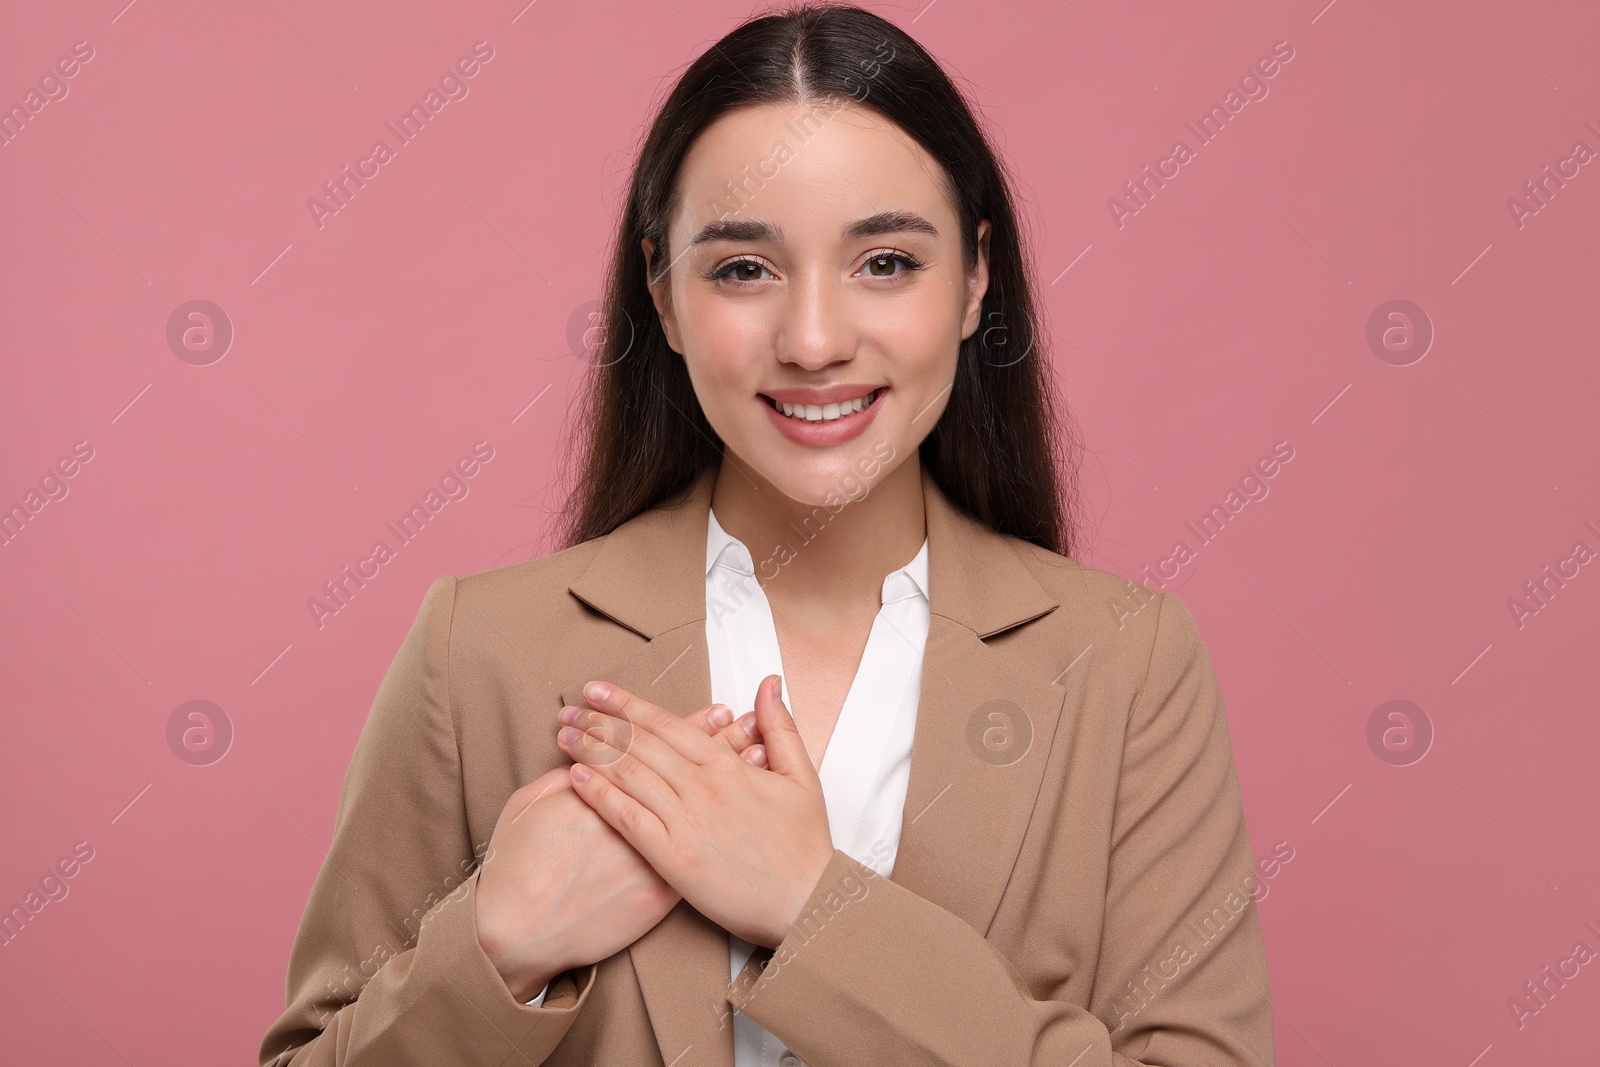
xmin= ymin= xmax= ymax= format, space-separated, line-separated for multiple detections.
xmin=557 ymin=674 xmax=835 ymax=950
xmin=475 ymin=703 xmax=767 ymax=1001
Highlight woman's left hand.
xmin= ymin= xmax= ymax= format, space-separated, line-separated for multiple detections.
xmin=555 ymin=673 xmax=835 ymax=949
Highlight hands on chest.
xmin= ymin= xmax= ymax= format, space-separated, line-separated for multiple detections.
xmin=474 ymin=674 xmax=835 ymax=1002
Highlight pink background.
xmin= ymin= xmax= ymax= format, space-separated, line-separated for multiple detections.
xmin=2 ymin=0 xmax=1597 ymax=1062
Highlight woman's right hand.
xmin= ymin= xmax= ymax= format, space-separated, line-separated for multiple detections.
xmin=474 ymin=703 xmax=766 ymax=1001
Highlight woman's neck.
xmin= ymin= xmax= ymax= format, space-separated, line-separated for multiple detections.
xmin=709 ymin=454 xmax=927 ymax=614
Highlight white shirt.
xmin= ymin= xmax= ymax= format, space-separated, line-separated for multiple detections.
xmin=707 ymin=507 xmax=930 ymax=1067
xmin=528 ymin=507 xmax=931 ymax=1067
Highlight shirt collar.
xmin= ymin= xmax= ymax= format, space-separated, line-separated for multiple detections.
xmin=707 ymin=507 xmax=929 ymax=603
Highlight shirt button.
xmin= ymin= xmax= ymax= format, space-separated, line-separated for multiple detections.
xmin=778 ymin=1054 xmax=804 ymax=1067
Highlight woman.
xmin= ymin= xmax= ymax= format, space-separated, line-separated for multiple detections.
xmin=260 ymin=4 xmax=1275 ymax=1065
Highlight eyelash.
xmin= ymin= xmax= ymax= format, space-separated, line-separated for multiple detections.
xmin=704 ymin=250 xmax=925 ymax=287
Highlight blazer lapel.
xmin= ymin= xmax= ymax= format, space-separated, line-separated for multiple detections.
xmin=562 ymin=464 xmax=1065 ymax=1067
xmin=564 ymin=468 xmax=736 ymax=1067
xmin=888 ymin=466 xmax=1066 ymax=939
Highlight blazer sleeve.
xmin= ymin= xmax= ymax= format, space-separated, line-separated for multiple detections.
xmin=723 ymin=591 xmax=1275 ymax=1066
xmin=258 ymin=574 xmax=602 ymax=1067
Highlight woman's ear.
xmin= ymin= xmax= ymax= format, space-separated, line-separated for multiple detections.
xmin=641 ymin=236 xmax=684 ymax=354
xmin=960 ymin=219 xmax=992 ymax=341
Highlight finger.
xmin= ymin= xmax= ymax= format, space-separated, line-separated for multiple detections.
xmin=630 ymin=701 xmax=760 ymax=757
xmin=752 ymin=674 xmax=814 ymax=779
xmin=558 ymin=704 xmax=640 ymax=766
xmin=557 ymin=716 xmax=685 ymax=819
xmin=743 ymin=743 xmax=767 ymax=768
xmin=582 ymin=680 xmax=719 ymax=764
xmin=561 ymin=704 xmax=709 ymax=794
xmin=713 ymin=711 xmax=764 ymax=756
xmin=615 ymin=701 xmax=760 ymax=758
xmin=567 ymin=762 xmax=669 ymax=865
xmin=683 ymin=702 xmax=731 ymax=734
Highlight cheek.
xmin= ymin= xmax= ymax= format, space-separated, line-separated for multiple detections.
xmin=677 ymin=286 xmax=769 ymax=362
xmin=679 ymin=311 xmax=764 ymax=429
xmin=683 ymin=349 xmax=746 ymax=424
xmin=871 ymin=304 xmax=959 ymax=385
xmin=867 ymin=277 xmax=962 ymax=344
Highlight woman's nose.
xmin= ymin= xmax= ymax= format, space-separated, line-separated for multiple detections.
xmin=776 ymin=275 xmax=856 ymax=370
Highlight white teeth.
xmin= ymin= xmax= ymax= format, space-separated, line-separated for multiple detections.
xmin=775 ymin=389 xmax=878 ymax=422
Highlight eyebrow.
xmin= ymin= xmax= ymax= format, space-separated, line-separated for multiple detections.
xmin=687 ymin=209 xmax=940 ymax=249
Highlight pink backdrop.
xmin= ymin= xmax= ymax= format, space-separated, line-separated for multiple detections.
xmin=2 ymin=0 xmax=1596 ymax=1062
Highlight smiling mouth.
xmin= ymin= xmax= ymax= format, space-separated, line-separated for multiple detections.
xmin=761 ymin=388 xmax=884 ymax=423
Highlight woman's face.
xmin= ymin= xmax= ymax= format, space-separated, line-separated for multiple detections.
xmin=643 ymin=100 xmax=990 ymax=507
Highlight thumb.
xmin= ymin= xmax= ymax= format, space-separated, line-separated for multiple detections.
xmin=754 ymin=674 xmax=813 ymax=778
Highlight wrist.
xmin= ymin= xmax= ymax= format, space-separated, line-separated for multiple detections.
xmin=486 ymin=941 xmax=559 ymax=1002
xmin=771 ymin=846 xmax=837 ymax=947
xmin=476 ymin=925 xmax=563 ymax=1002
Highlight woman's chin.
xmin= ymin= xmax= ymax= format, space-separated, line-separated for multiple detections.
xmin=725 ymin=438 xmax=902 ymax=510
xmin=756 ymin=463 xmax=888 ymax=512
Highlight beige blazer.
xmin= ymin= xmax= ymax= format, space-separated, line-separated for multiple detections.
xmin=260 ymin=465 xmax=1275 ymax=1066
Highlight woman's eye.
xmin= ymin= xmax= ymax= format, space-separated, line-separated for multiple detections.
xmin=709 ymin=252 xmax=923 ymax=285
xmin=710 ymin=259 xmax=773 ymax=285
xmin=861 ymin=252 xmax=922 ymax=278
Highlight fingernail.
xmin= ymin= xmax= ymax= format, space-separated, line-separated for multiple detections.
xmin=743 ymin=714 xmax=760 ymax=737
xmin=708 ymin=704 xmax=733 ymax=728
xmin=558 ymin=726 xmax=580 ymax=745
xmin=571 ymin=764 xmax=592 ymax=782
xmin=584 ymin=681 xmax=612 ymax=704
xmin=558 ymin=705 xmax=578 ymax=725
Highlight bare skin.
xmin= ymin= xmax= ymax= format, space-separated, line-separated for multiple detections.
xmin=554 ymin=676 xmax=835 ymax=950
xmin=475 ymin=705 xmax=766 ymax=1001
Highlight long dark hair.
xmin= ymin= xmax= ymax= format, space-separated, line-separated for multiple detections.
xmin=555 ymin=1 xmax=1083 ymax=557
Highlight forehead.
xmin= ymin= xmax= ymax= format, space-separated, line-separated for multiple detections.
xmin=670 ymin=101 xmax=956 ymax=239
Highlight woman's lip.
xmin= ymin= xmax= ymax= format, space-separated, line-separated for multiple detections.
xmin=760 ymin=384 xmax=885 ymax=406
xmin=760 ymin=387 xmax=885 ymax=448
